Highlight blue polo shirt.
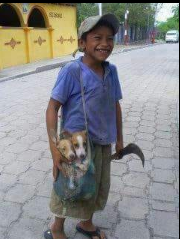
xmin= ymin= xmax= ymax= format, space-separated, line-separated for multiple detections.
xmin=51 ymin=57 xmax=122 ymax=145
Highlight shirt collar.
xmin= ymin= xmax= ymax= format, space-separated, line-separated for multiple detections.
xmin=77 ymin=57 xmax=111 ymax=78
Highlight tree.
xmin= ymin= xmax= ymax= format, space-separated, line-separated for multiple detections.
xmin=172 ymin=4 xmax=179 ymax=23
xmin=157 ymin=4 xmax=179 ymax=39
xmin=102 ymin=3 xmax=126 ymax=22
xmin=76 ymin=3 xmax=161 ymax=41
xmin=77 ymin=3 xmax=98 ymax=27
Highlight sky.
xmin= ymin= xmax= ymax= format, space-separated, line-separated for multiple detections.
xmin=156 ymin=3 xmax=179 ymax=22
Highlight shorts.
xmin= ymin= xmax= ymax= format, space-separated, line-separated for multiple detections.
xmin=49 ymin=144 xmax=111 ymax=220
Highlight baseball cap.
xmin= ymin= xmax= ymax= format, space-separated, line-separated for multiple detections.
xmin=72 ymin=13 xmax=119 ymax=57
xmin=78 ymin=13 xmax=120 ymax=39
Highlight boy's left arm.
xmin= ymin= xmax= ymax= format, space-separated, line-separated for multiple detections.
xmin=116 ymin=101 xmax=124 ymax=153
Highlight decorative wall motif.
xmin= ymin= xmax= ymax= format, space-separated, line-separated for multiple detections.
xmin=34 ymin=36 xmax=46 ymax=46
xmin=4 ymin=38 xmax=21 ymax=49
xmin=57 ymin=36 xmax=75 ymax=44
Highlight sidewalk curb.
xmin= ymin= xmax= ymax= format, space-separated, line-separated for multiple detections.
xmin=0 ymin=43 xmax=163 ymax=83
xmin=113 ymin=42 xmax=162 ymax=55
xmin=0 ymin=61 xmax=70 ymax=84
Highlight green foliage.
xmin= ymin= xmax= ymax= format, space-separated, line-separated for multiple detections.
xmin=172 ymin=4 xmax=179 ymax=22
xmin=157 ymin=4 xmax=179 ymax=39
xmin=77 ymin=3 xmax=98 ymax=27
xmin=77 ymin=3 xmax=160 ymax=28
xmin=102 ymin=3 xmax=126 ymax=23
xmin=128 ymin=3 xmax=156 ymax=27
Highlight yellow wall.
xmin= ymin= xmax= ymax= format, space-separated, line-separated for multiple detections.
xmin=0 ymin=28 xmax=27 ymax=68
xmin=0 ymin=3 xmax=78 ymax=70
xmin=46 ymin=4 xmax=77 ymax=57
xmin=28 ymin=29 xmax=51 ymax=62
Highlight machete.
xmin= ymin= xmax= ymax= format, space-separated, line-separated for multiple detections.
xmin=111 ymin=143 xmax=145 ymax=167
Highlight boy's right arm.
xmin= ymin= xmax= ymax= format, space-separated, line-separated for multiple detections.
xmin=46 ymin=98 xmax=64 ymax=181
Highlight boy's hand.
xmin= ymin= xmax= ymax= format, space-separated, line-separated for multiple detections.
xmin=116 ymin=141 xmax=124 ymax=154
xmin=53 ymin=150 xmax=67 ymax=181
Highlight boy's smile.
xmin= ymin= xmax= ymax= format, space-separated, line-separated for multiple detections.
xmin=80 ymin=26 xmax=114 ymax=63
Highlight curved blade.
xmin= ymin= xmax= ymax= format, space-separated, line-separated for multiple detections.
xmin=111 ymin=143 xmax=145 ymax=167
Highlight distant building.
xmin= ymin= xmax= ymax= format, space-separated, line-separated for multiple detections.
xmin=0 ymin=3 xmax=77 ymax=69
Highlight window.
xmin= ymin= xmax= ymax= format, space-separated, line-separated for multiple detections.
xmin=167 ymin=33 xmax=177 ymax=36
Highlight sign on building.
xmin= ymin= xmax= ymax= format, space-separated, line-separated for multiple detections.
xmin=22 ymin=3 xmax=29 ymax=13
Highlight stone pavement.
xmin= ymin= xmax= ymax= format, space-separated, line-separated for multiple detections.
xmin=0 ymin=44 xmax=179 ymax=239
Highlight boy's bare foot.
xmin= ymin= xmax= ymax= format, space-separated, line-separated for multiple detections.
xmin=77 ymin=221 xmax=106 ymax=239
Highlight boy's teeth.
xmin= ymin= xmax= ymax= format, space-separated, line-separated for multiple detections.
xmin=98 ymin=49 xmax=109 ymax=53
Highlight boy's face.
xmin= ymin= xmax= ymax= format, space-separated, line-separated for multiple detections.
xmin=80 ymin=25 xmax=114 ymax=62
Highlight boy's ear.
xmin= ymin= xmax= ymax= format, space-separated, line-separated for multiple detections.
xmin=78 ymin=39 xmax=86 ymax=52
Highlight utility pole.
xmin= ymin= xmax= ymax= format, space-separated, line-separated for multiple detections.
xmin=98 ymin=3 xmax=102 ymax=16
xmin=146 ymin=5 xmax=150 ymax=44
xmin=124 ymin=9 xmax=129 ymax=45
xmin=146 ymin=11 xmax=150 ymax=44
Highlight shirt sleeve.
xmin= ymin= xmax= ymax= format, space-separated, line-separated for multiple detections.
xmin=51 ymin=67 xmax=75 ymax=104
xmin=112 ymin=65 xmax=123 ymax=101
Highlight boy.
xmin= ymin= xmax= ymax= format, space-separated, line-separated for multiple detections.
xmin=45 ymin=14 xmax=123 ymax=239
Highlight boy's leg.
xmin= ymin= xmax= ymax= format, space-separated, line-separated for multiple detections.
xmin=77 ymin=144 xmax=111 ymax=239
xmin=51 ymin=217 xmax=67 ymax=239
xmin=77 ymin=214 xmax=106 ymax=239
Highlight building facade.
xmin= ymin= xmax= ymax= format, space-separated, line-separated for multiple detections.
xmin=0 ymin=3 xmax=78 ymax=70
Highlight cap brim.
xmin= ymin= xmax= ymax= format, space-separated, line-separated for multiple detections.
xmin=99 ymin=14 xmax=119 ymax=35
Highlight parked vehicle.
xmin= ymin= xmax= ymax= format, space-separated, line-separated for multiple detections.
xmin=166 ymin=30 xmax=179 ymax=43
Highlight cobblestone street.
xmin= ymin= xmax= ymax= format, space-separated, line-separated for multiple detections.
xmin=0 ymin=43 xmax=179 ymax=239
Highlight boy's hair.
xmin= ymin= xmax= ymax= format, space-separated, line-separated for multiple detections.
xmin=81 ymin=20 xmax=115 ymax=41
